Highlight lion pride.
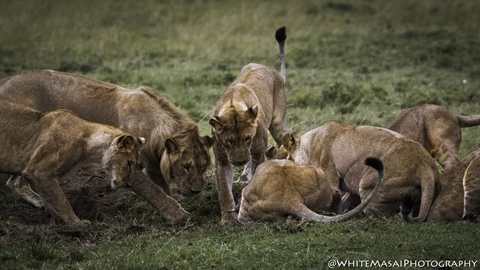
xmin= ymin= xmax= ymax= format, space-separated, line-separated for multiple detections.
xmin=283 ymin=121 xmax=440 ymax=222
xmin=238 ymin=158 xmax=384 ymax=223
xmin=0 ymin=70 xmax=213 ymax=223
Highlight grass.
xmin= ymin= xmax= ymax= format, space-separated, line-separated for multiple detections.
xmin=1 ymin=0 xmax=480 ymax=269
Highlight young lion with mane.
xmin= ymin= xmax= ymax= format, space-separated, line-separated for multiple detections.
xmin=0 ymin=70 xmax=213 ymax=223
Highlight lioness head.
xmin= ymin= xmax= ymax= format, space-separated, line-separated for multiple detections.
xmin=103 ymin=134 xmax=145 ymax=190
xmin=209 ymin=105 xmax=259 ymax=166
xmin=160 ymin=132 xmax=213 ymax=197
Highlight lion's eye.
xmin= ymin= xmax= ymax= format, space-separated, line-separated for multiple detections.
xmin=225 ymin=139 xmax=234 ymax=147
xmin=182 ymin=164 xmax=191 ymax=171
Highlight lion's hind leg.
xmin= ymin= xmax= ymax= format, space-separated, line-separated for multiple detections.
xmin=462 ymin=156 xmax=480 ymax=221
xmin=22 ymin=170 xmax=83 ymax=225
xmin=427 ymin=124 xmax=461 ymax=170
xmin=21 ymin=143 xmax=84 ymax=225
xmin=6 ymin=175 xmax=44 ymax=208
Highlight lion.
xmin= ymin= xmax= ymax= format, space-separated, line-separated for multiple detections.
xmin=209 ymin=27 xmax=288 ymax=224
xmin=387 ymin=104 xmax=480 ymax=170
xmin=425 ymin=148 xmax=480 ymax=221
xmin=237 ymin=157 xmax=384 ymax=223
xmin=0 ymin=99 xmax=161 ymax=225
xmin=0 ymin=69 xmax=213 ymax=222
xmin=282 ymin=121 xmax=440 ymax=222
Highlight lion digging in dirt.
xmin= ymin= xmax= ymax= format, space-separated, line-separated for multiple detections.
xmin=237 ymin=158 xmax=384 ymax=223
xmin=426 ymin=148 xmax=480 ymax=221
xmin=387 ymin=104 xmax=480 ymax=170
xmin=209 ymin=27 xmax=288 ymax=224
xmin=0 ymin=100 xmax=147 ymax=225
xmin=282 ymin=121 xmax=440 ymax=222
xmin=0 ymin=68 xmax=214 ymax=223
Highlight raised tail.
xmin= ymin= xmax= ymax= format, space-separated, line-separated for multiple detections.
xmin=457 ymin=114 xmax=480 ymax=127
xmin=295 ymin=157 xmax=384 ymax=222
xmin=275 ymin=26 xmax=287 ymax=84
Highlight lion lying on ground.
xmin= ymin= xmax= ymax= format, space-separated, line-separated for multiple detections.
xmin=0 ymin=69 xmax=213 ymax=223
xmin=0 ymin=99 xmax=152 ymax=225
xmin=425 ymin=148 xmax=480 ymax=221
xmin=209 ymin=27 xmax=288 ymax=224
xmin=237 ymin=158 xmax=384 ymax=223
xmin=282 ymin=121 xmax=440 ymax=222
xmin=387 ymin=104 xmax=480 ymax=170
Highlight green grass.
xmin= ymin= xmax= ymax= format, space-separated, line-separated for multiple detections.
xmin=1 ymin=0 xmax=480 ymax=269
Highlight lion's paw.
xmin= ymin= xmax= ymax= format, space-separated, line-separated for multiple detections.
xmin=163 ymin=209 xmax=190 ymax=224
xmin=220 ymin=212 xmax=239 ymax=226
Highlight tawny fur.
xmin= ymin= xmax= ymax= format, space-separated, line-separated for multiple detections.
xmin=0 ymin=100 xmax=155 ymax=225
xmin=387 ymin=104 xmax=480 ymax=170
xmin=209 ymin=27 xmax=288 ymax=224
xmin=283 ymin=121 xmax=440 ymax=222
xmin=238 ymin=158 xmax=384 ymax=223
xmin=0 ymin=70 xmax=213 ymax=223
xmin=427 ymin=148 xmax=480 ymax=221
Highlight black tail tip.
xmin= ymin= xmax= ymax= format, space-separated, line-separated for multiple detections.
xmin=365 ymin=157 xmax=383 ymax=171
xmin=275 ymin=26 xmax=287 ymax=43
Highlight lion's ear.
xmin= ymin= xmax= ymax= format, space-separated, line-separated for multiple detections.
xmin=116 ymin=135 xmax=136 ymax=151
xmin=265 ymin=145 xmax=278 ymax=160
xmin=165 ymin=138 xmax=180 ymax=155
xmin=201 ymin=135 xmax=214 ymax=148
xmin=209 ymin=117 xmax=224 ymax=133
xmin=247 ymin=105 xmax=259 ymax=123
xmin=282 ymin=133 xmax=296 ymax=151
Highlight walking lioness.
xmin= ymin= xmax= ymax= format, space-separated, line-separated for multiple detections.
xmin=238 ymin=158 xmax=384 ymax=223
xmin=0 ymin=100 xmax=147 ymax=225
xmin=209 ymin=27 xmax=288 ymax=224
xmin=283 ymin=121 xmax=440 ymax=222
xmin=0 ymin=69 xmax=213 ymax=223
xmin=387 ymin=104 xmax=480 ymax=170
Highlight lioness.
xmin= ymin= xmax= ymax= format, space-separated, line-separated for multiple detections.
xmin=209 ymin=27 xmax=288 ymax=224
xmin=0 ymin=69 xmax=213 ymax=222
xmin=0 ymin=99 xmax=149 ymax=225
xmin=426 ymin=148 xmax=480 ymax=221
xmin=387 ymin=104 xmax=480 ymax=170
xmin=238 ymin=157 xmax=384 ymax=223
xmin=283 ymin=121 xmax=440 ymax=222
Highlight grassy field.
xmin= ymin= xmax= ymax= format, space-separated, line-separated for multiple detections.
xmin=1 ymin=0 xmax=480 ymax=269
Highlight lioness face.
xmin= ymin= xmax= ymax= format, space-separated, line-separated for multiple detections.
xmin=161 ymin=136 xmax=212 ymax=197
xmin=210 ymin=106 xmax=259 ymax=166
xmin=103 ymin=135 xmax=144 ymax=190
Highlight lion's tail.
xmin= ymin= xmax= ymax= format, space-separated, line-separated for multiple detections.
xmin=294 ymin=157 xmax=384 ymax=222
xmin=405 ymin=165 xmax=436 ymax=222
xmin=275 ymin=26 xmax=287 ymax=84
xmin=457 ymin=114 xmax=480 ymax=127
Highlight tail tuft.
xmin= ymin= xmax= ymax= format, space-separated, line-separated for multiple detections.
xmin=275 ymin=26 xmax=287 ymax=43
xmin=365 ymin=157 xmax=383 ymax=172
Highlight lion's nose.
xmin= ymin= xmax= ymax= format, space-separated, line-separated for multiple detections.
xmin=231 ymin=159 xmax=249 ymax=166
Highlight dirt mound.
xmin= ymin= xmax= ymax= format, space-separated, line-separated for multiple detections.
xmin=0 ymin=166 xmax=244 ymax=245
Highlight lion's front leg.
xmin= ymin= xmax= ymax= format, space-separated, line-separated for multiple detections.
xmin=215 ymin=160 xmax=238 ymax=225
xmin=145 ymin=166 xmax=171 ymax=196
xmin=238 ymin=160 xmax=253 ymax=183
xmin=127 ymin=169 xmax=189 ymax=224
